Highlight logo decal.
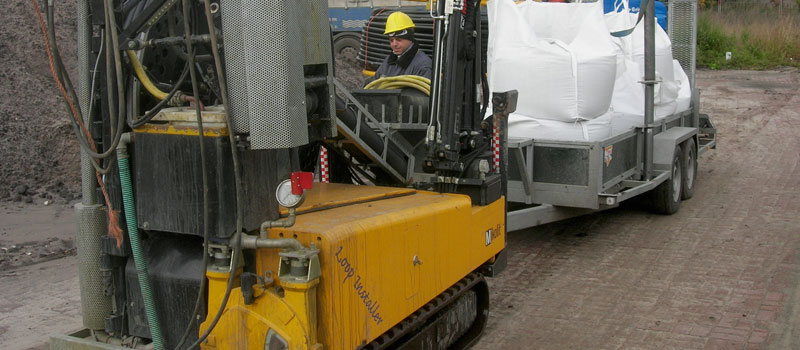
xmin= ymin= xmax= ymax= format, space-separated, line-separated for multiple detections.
xmin=604 ymin=145 xmax=613 ymax=167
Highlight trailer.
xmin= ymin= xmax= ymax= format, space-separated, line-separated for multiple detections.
xmin=343 ymin=0 xmax=716 ymax=234
xmin=506 ymin=108 xmax=716 ymax=231
xmin=499 ymin=0 xmax=716 ymax=231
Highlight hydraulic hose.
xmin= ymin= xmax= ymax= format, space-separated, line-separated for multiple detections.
xmin=127 ymin=50 xmax=169 ymax=100
xmin=117 ymin=135 xmax=165 ymax=350
xmin=128 ymin=62 xmax=190 ymax=129
xmin=45 ymin=1 xmax=119 ymax=173
xmin=335 ymin=96 xmax=409 ymax=178
xmin=171 ymin=0 xmax=212 ymax=348
xmin=181 ymin=0 xmax=247 ymax=348
xmin=365 ymin=75 xmax=431 ymax=95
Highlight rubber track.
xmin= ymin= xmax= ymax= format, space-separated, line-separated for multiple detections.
xmin=360 ymin=272 xmax=485 ymax=350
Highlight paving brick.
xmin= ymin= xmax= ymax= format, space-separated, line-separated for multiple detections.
xmin=755 ymin=310 xmax=777 ymax=322
xmin=673 ymin=323 xmax=694 ymax=335
xmin=748 ymin=330 xmax=769 ymax=345
xmin=705 ymin=338 xmax=747 ymax=350
xmin=689 ymin=325 xmax=713 ymax=338
xmin=709 ymin=333 xmax=746 ymax=343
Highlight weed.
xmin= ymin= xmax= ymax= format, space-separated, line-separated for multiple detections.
xmin=696 ymin=6 xmax=800 ymax=69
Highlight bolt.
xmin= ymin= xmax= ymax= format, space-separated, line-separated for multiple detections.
xmin=127 ymin=41 xmax=137 ymax=49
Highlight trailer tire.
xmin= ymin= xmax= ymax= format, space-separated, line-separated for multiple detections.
xmin=652 ymin=145 xmax=682 ymax=215
xmin=333 ymin=33 xmax=361 ymax=60
xmin=681 ymin=138 xmax=697 ymax=200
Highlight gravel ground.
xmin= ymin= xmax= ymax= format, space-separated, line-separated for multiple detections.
xmin=0 ymin=0 xmax=81 ymax=204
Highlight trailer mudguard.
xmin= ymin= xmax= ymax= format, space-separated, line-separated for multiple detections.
xmin=653 ymin=127 xmax=697 ymax=171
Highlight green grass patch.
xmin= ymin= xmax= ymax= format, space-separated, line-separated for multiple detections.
xmin=697 ymin=8 xmax=800 ymax=69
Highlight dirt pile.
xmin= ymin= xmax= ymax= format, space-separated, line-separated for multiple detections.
xmin=1 ymin=1 xmax=81 ymax=203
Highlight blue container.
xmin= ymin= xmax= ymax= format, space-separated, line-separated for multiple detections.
xmin=603 ymin=0 xmax=668 ymax=31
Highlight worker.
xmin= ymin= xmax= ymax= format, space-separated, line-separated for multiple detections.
xmin=374 ymin=12 xmax=432 ymax=80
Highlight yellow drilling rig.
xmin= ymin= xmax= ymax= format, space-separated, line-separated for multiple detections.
xmin=47 ymin=0 xmax=511 ymax=349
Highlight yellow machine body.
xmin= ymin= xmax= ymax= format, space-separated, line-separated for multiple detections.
xmin=200 ymin=183 xmax=505 ymax=349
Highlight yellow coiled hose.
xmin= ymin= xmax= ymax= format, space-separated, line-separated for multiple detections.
xmin=364 ymin=75 xmax=431 ymax=96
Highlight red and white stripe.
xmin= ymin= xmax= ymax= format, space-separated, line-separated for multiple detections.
xmin=493 ymin=118 xmax=501 ymax=173
xmin=319 ymin=146 xmax=329 ymax=183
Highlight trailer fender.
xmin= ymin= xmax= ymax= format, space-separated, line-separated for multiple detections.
xmin=653 ymin=127 xmax=697 ymax=172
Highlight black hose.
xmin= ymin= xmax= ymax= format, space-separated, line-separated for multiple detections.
xmin=335 ymin=97 xmax=409 ymax=178
xmin=172 ymin=0 xmax=212 ymax=348
xmin=68 ymin=0 xmax=127 ymax=160
xmin=107 ymin=0 xmax=128 ymax=147
xmin=480 ymin=73 xmax=489 ymax=122
xmin=46 ymin=1 xmax=117 ymax=173
xmin=202 ymin=0 xmax=243 ymax=277
xmin=128 ymin=61 xmax=190 ymax=128
xmin=170 ymin=2 xmax=209 ymax=349
xmin=179 ymin=0 xmax=246 ymax=348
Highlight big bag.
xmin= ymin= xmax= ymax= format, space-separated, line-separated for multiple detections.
xmin=488 ymin=0 xmax=618 ymax=122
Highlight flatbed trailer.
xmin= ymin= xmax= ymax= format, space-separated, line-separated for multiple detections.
xmin=506 ymin=107 xmax=717 ymax=231
xmin=500 ymin=0 xmax=717 ymax=231
xmin=339 ymin=0 xmax=717 ymax=232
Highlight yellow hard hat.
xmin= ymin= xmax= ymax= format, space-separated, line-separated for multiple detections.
xmin=384 ymin=12 xmax=415 ymax=35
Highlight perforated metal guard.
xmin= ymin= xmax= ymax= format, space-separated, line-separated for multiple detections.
xmin=75 ymin=203 xmax=112 ymax=329
xmin=668 ymin=0 xmax=697 ymax=90
xmin=221 ymin=0 xmax=332 ymax=149
xmin=220 ymin=0 xmax=251 ymax=134
xmin=302 ymin=0 xmax=337 ymax=139
xmin=78 ymin=0 xmax=96 ymax=203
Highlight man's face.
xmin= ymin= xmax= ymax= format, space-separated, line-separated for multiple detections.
xmin=389 ymin=37 xmax=413 ymax=56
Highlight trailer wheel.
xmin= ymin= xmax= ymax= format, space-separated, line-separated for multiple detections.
xmin=333 ymin=32 xmax=361 ymax=60
xmin=652 ymin=145 xmax=682 ymax=215
xmin=681 ymin=138 xmax=697 ymax=200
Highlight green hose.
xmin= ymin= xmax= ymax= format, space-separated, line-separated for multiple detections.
xmin=118 ymin=151 xmax=165 ymax=350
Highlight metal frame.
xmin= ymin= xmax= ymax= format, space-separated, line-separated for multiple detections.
xmin=332 ymin=78 xmax=416 ymax=183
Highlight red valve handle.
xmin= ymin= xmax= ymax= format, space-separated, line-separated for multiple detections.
xmin=290 ymin=172 xmax=313 ymax=195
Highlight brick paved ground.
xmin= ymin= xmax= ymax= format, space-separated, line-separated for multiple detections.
xmin=474 ymin=68 xmax=800 ymax=350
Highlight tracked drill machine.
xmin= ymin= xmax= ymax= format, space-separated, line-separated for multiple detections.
xmin=50 ymin=0 xmax=512 ymax=348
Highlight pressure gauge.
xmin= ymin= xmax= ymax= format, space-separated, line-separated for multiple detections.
xmin=275 ymin=179 xmax=305 ymax=208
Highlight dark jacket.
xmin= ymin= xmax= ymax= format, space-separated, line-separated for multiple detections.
xmin=374 ymin=43 xmax=432 ymax=79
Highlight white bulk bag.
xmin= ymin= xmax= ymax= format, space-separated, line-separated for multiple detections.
xmin=674 ymin=60 xmax=692 ymax=113
xmin=610 ymin=57 xmax=678 ymax=119
xmin=634 ymin=21 xmax=680 ymax=109
xmin=630 ymin=14 xmax=676 ymax=86
xmin=604 ymin=0 xmax=635 ymax=74
xmin=487 ymin=0 xmax=618 ymax=122
xmin=507 ymin=112 xmax=613 ymax=142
